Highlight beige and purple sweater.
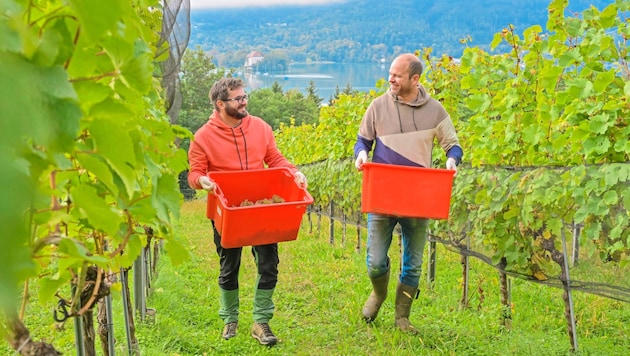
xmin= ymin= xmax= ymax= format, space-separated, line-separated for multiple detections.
xmin=354 ymin=84 xmax=463 ymax=167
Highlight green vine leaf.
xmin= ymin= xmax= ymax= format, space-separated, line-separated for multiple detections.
xmin=278 ymin=0 xmax=630 ymax=277
xmin=89 ymin=117 xmax=139 ymax=199
xmin=68 ymin=0 xmax=122 ymax=42
xmin=70 ymin=184 xmax=121 ymax=236
xmin=2 ymin=0 xmax=189 ymax=322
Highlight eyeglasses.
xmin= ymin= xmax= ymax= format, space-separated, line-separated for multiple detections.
xmin=223 ymin=95 xmax=248 ymax=104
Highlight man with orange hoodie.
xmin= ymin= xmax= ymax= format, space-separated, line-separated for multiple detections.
xmin=188 ymin=77 xmax=307 ymax=346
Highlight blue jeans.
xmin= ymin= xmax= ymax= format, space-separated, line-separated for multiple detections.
xmin=366 ymin=213 xmax=429 ymax=288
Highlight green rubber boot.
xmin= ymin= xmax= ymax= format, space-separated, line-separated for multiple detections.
xmin=394 ymin=282 xmax=419 ymax=334
xmin=362 ymin=270 xmax=390 ymax=322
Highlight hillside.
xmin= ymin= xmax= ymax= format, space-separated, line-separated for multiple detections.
xmin=189 ymin=0 xmax=611 ymax=67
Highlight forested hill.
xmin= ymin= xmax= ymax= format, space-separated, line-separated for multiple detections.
xmin=190 ymin=0 xmax=611 ymax=67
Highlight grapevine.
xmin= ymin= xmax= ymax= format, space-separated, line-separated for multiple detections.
xmin=1 ymin=0 xmax=190 ymax=352
xmin=277 ymin=0 xmax=630 ymax=280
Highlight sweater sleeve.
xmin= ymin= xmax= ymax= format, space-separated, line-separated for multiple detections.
xmin=354 ymin=103 xmax=376 ymax=157
xmin=436 ymin=116 xmax=463 ymax=164
xmin=187 ymin=134 xmax=208 ymax=190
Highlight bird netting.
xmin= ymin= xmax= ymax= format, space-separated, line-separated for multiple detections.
xmin=157 ymin=0 xmax=191 ymax=124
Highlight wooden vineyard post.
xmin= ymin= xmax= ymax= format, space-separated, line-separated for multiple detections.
xmin=329 ymin=201 xmax=335 ymax=245
xmin=97 ymin=296 xmax=116 ymax=356
xmin=498 ymin=257 xmax=512 ymax=329
xmin=459 ymin=233 xmax=470 ymax=309
xmin=427 ymin=238 xmax=436 ymax=288
xmin=317 ymin=206 xmax=322 ymax=237
xmin=561 ymin=228 xmax=579 ymax=352
xmin=307 ymin=206 xmax=313 ymax=233
xmin=98 ymin=243 xmax=116 ymax=355
xmin=571 ymin=221 xmax=581 ymax=267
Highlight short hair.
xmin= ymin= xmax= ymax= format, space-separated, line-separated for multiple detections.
xmin=209 ymin=77 xmax=246 ymax=107
xmin=407 ymin=58 xmax=423 ymax=78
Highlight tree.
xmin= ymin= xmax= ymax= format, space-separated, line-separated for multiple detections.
xmin=329 ymin=85 xmax=342 ymax=103
xmin=343 ymin=82 xmax=356 ymax=95
xmin=178 ymin=46 xmax=226 ymax=145
xmin=177 ymin=47 xmax=228 ymax=200
xmin=306 ymin=80 xmax=323 ymax=106
xmin=270 ymin=81 xmax=284 ymax=94
xmin=284 ymin=89 xmax=319 ymax=126
xmin=247 ymin=86 xmax=319 ymax=130
xmin=264 ymin=49 xmax=290 ymax=71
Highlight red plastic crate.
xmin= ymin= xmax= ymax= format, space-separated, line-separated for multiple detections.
xmin=360 ymin=162 xmax=455 ymax=219
xmin=206 ymin=167 xmax=313 ymax=248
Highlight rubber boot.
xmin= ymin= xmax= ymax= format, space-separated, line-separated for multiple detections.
xmin=253 ymin=288 xmax=275 ymax=323
xmin=362 ymin=270 xmax=390 ymax=322
xmin=219 ymin=288 xmax=239 ymax=324
xmin=394 ymin=282 xmax=418 ymax=334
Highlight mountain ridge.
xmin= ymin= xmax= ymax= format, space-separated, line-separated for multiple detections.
xmin=189 ymin=0 xmax=612 ymax=67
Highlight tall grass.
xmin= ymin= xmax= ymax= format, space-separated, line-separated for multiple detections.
xmin=3 ymin=199 xmax=629 ymax=355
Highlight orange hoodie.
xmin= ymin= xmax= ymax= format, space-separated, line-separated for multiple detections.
xmin=187 ymin=110 xmax=297 ymax=190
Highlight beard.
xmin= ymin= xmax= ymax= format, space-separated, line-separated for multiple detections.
xmin=391 ymin=82 xmax=414 ymax=98
xmin=225 ymin=104 xmax=248 ymax=120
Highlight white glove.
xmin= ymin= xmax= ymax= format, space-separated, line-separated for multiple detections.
xmin=354 ymin=151 xmax=368 ymax=170
xmin=446 ymin=157 xmax=458 ymax=176
xmin=294 ymin=171 xmax=308 ymax=189
xmin=198 ymin=176 xmax=216 ymax=192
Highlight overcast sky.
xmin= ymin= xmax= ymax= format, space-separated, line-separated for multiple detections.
xmin=190 ymin=0 xmax=346 ymax=9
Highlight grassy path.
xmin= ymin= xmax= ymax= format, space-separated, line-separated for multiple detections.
xmin=136 ymin=199 xmax=630 ymax=355
xmin=3 ymin=199 xmax=628 ymax=355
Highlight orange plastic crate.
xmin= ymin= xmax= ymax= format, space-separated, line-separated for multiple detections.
xmin=360 ymin=162 xmax=455 ymax=219
xmin=206 ymin=167 xmax=313 ymax=248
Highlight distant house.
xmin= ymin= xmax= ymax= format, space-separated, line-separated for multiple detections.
xmin=244 ymin=51 xmax=264 ymax=68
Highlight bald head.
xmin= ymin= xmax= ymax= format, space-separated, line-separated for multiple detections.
xmin=393 ymin=53 xmax=423 ymax=79
xmin=388 ymin=53 xmax=424 ymax=101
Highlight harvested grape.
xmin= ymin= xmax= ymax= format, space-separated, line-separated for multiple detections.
xmin=237 ymin=195 xmax=285 ymax=207
xmin=238 ymin=199 xmax=254 ymax=207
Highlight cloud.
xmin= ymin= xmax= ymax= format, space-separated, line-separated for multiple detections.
xmin=190 ymin=0 xmax=347 ymax=9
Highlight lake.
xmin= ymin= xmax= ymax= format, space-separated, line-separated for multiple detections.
xmin=235 ymin=62 xmax=389 ymax=104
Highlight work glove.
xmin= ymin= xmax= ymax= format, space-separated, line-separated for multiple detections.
xmin=446 ymin=157 xmax=458 ymax=177
xmin=198 ymin=176 xmax=216 ymax=192
xmin=294 ymin=171 xmax=308 ymax=189
xmin=354 ymin=150 xmax=368 ymax=170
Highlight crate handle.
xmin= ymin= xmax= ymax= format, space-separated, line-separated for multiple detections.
xmin=214 ymin=186 xmax=229 ymax=206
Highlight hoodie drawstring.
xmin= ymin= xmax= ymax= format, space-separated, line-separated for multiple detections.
xmin=231 ymin=128 xmax=249 ymax=170
xmin=395 ymin=101 xmax=418 ymax=133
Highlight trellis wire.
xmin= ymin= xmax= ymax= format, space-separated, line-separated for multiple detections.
xmin=308 ymin=202 xmax=629 ymax=351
